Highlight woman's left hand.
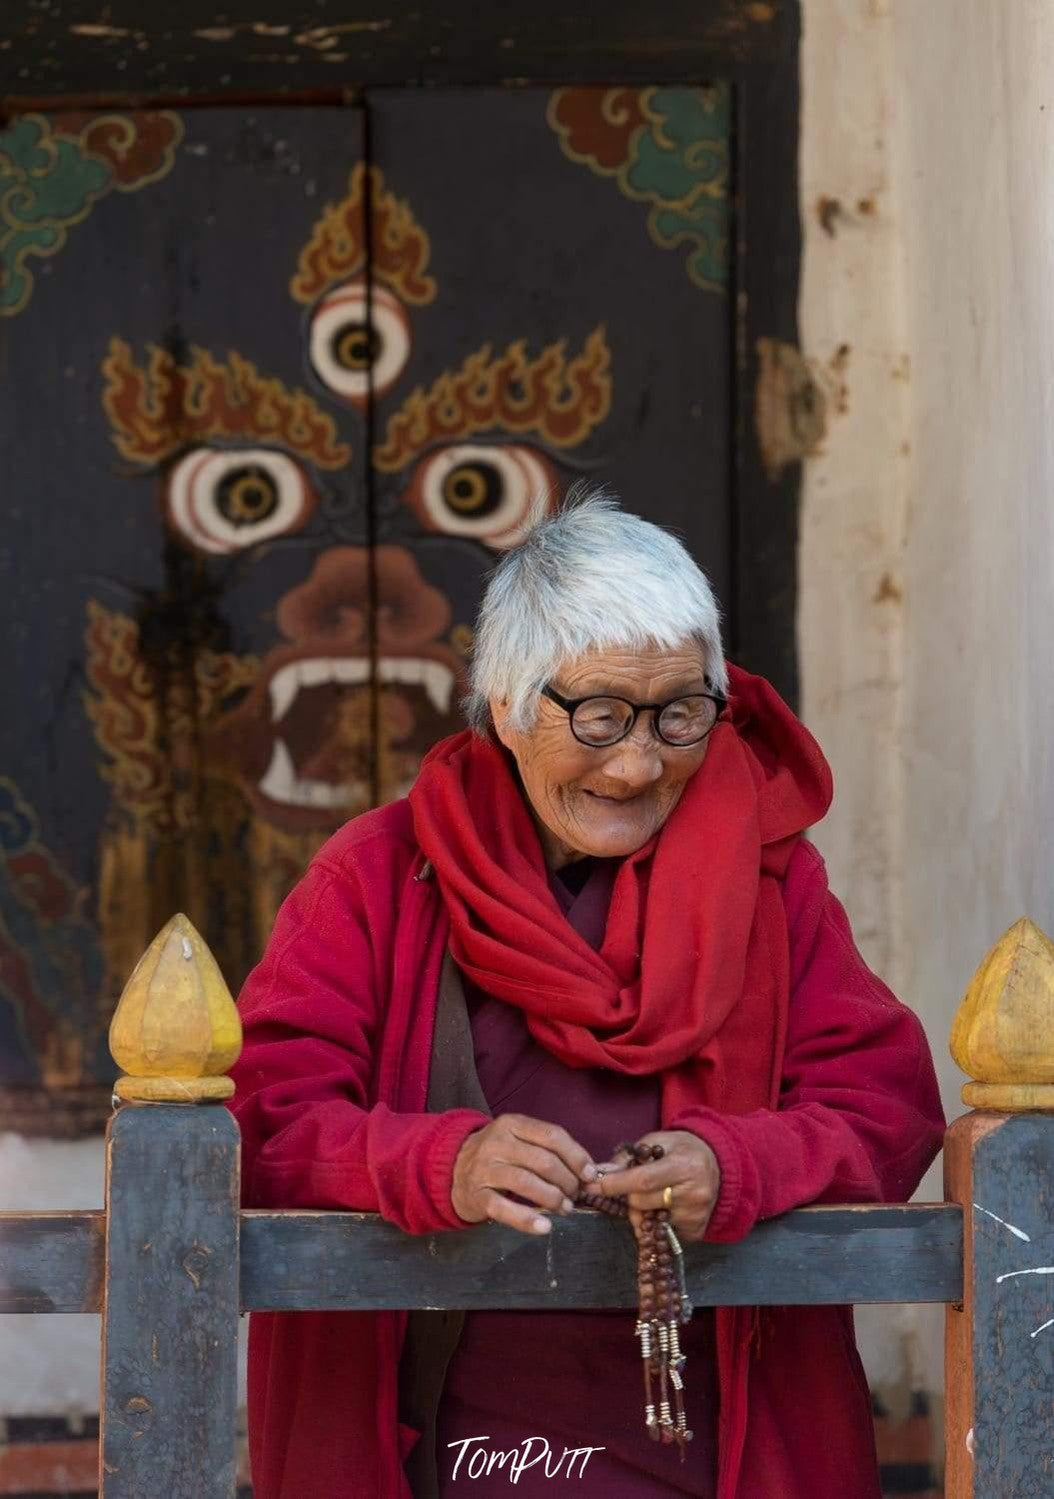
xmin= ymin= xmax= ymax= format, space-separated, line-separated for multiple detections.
xmin=591 ymin=1130 xmax=721 ymax=1243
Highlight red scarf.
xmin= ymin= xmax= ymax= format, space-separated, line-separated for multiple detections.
xmin=409 ymin=664 xmax=832 ymax=1120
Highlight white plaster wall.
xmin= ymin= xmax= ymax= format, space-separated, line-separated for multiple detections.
xmin=0 ymin=1134 xmax=105 ymax=1415
xmin=891 ymin=0 xmax=1054 ymax=1115
xmin=797 ymin=0 xmax=910 ymax=983
xmin=797 ymin=0 xmax=932 ymax=1400
xmin=800 ymin=0 xmax=1054 ymax=1403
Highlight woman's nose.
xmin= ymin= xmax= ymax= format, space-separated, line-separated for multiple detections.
xmin=604 ymin=725 xmax=665 ymax=786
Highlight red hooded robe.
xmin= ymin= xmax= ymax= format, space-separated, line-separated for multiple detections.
xmin=228 ymin=668 xmax=944 ymax=1498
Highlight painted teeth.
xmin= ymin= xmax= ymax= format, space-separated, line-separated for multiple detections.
xmin=332 ymin=658 xmax=371 ymax=685
xmin=269 ymin=668 xmax=298 ymax=723
xmin=258 ymin=651 xmax=456 ymax=810
xmin=260 ymin=738 xmax=296 ymax=801
xmin=269 ymin=657 xmax=371 ymax=722
xmin=269 ymin=656 xmax=455 ymax=724
xmin=299 ymin=659 xmax=331 ymax=687
xmin=376 ymin=657 xmax=454 ymax=714
xmin=258 ymin=738 xmax=361 ymax=810
xmin=425 ymin=663 xmax=454 ymax=714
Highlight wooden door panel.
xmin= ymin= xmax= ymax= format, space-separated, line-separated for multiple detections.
xmin=0 ymin=107 xmax=372 ymax=1124
xmin=0 ymin=88 xmax=732 ymax=1129
xmin=367 ymin=86 xmax=731 ymax=800
xmin=369 ymin=86 xmax=730 ymax=569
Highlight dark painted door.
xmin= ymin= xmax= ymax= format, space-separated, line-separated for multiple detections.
xmin=0 ymin=90 xmax=730 ymax=1131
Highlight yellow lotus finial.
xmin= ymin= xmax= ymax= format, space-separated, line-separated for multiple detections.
xmin=951 ymin=916 xmax=1054 ymax=1110
xmin=109 ymin=913 xmax=242 ymax=1103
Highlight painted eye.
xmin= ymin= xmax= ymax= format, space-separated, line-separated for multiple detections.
xmin=405 ymin=444 xmax=560 ymax=549
xmin=308 ymin=280 xmax=411 ymax=404
xmin=165 ymin=447 xmax=317 ymax=554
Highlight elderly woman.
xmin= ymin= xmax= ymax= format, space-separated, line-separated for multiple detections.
xmin=229 ymin=491 xmax=944 ymax=1499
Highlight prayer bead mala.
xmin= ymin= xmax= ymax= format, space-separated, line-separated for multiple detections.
xmin=575 ymin=1141 xmax=694 ymax=1456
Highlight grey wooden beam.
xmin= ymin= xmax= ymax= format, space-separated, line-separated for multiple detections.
xmin=1 ymin=1202 xmax=963 ymax=1316
xmin=0 ymin=1210 xmax=103 ymax=1312
xmin=239 ymin=1202 xmax=963 ymax=1311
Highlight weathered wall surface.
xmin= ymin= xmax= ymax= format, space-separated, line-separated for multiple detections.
xmin=797 ymin=0 xmax=930 ymax=1405
xmin=798 ymin=0 xmax=910 ymax=987
xmin=800 ymin=0 xmax=1054 ymax=1407
xmin=892 ymin=0 xmax=1054 ymax=1114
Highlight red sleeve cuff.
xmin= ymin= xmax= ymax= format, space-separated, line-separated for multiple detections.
xmin=667 ymin=1107 xmax=762 ymax=1243
xmin=423 ymin=1108 xmax=492 ymax=1230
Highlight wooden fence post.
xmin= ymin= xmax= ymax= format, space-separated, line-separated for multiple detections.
xmin=945 ymin=917 xmax=1054 ymax=1498
xmin=99 ymin=913 xmax=243 ymax=1498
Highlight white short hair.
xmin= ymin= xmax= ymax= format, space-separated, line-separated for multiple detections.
xmin=464 ymin=484 xmax=728 ymax=734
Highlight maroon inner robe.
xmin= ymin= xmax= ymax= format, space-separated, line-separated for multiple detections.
xmin=434 ymin=857 xmax=717 ymax=1497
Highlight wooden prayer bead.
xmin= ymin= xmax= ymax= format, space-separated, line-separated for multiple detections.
xmin=574 ymin=1137 xmax=693 ymax=1457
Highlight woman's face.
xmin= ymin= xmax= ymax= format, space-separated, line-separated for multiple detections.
xmin=490 ymin=644 xmax=713 ymax=868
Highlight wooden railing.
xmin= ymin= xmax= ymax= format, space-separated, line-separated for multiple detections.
xmin=2 ymin=914 xmax=1053 ymax=1497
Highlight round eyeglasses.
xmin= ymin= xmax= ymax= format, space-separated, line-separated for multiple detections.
xmin=541 ymin=684 xmax=728 ymax=748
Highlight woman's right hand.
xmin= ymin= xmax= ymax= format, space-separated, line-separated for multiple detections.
xmin=451 ymin=1113 xmax=598 ymax=1235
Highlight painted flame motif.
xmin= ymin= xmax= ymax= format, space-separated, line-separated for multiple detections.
xmin=83 ymin=599 xmax=260 ymax=836
xmin=101 ymin=337 xmax=352 ymax=470
xmin=290 ymin=162 xmax=437 ymax=308
xmin=373 ymin=326 xmax=612 ymax=473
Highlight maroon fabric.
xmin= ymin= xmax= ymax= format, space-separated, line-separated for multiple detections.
xmin=227 ymin=669 xmax=946 ymax=1499
xmin=436 ymin=859 xmax=717 ymax=1496
xmin=460 ymin=859 xmax=659 ymax=1161
xmin=437 ymin=1313 xmax=714 ymax=1496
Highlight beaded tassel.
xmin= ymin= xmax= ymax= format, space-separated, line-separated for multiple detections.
xmin=575 ymin=1141 xmax=694 ymax=1457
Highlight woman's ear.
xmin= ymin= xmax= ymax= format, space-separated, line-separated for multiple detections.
xmin=488 ymin=697 xmax=516 ymax=752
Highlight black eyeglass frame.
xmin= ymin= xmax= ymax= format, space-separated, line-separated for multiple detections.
xmin=540 ymin=683 xmax=729 ymax=748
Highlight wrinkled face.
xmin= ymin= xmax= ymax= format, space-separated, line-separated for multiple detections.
xmin=491 ymin=644 xmax=713 ymax=868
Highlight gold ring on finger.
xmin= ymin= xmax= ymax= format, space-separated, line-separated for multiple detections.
xmin=662 ymin=1185 xmax=674 ymax=1211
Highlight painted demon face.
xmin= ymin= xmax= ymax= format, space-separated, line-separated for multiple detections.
xmin=88 ymin=162 xmax=612 ymax=853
